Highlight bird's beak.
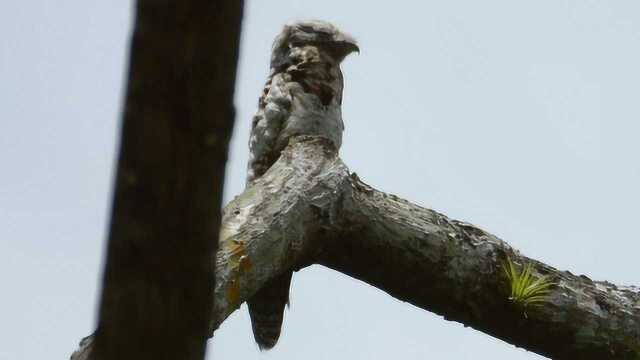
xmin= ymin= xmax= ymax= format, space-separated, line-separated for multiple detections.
xmin=335 ymin=32 xmax=360 ymax=55
xmin=341 ymin=41 xmax=360 ymax=55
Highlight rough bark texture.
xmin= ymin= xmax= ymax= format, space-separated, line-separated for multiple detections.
xmin=212 ymin=136 xmax=640 ymax=360
xmin=71 ymin=5 xmax=639 ymax=357
xmin=213 ymin=136 xmax=348 ymax=328
xmin=71 ymin=1 xmax=243 ymax=359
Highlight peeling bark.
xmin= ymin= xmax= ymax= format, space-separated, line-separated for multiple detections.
xmin=213 ymin=136 xmax=640 ymax=360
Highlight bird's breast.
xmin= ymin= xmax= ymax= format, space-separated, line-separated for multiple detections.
xmin=275 ymin=83 xmax=344 ymax=152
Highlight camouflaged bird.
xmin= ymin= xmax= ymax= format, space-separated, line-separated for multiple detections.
xmin=246 ymin=20 xmax=358 ymax=349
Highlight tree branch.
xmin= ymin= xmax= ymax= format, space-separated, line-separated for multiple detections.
xmin=71 ymin=1 xmax=244 ymax=359
xmin=213 ymin=136 xmax=640 ymax=360
xmin=212 ymin=136 xmax=349 ymax=329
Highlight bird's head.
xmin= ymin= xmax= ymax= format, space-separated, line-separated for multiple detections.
xmin=271 ymin=20 xmax=359 ymax=69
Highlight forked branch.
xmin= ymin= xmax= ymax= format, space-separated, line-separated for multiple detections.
xmin=213 ymin=136 xmax=640 ymax=360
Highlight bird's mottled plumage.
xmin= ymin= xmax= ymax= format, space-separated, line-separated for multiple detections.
xmin=246 ymin=20 xmax=358 ymax=349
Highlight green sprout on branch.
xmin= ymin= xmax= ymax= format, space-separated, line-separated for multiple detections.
xmin=502 ymin=257 xmax=553 ymax=315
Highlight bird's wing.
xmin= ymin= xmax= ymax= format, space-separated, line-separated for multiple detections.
xmin=246 ymin=73 xmax=292 ymax=183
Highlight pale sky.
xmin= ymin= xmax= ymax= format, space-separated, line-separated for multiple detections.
xmin=2 ymin=1 xmax=640 ymax=359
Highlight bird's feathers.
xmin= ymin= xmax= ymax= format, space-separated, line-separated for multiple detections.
xmin=245 ymin=20 xmax=357 ymax=349
xmin=247 ymin=272 xmax=293 ymax=350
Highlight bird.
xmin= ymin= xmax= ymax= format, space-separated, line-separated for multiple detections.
xmin=245 ymin=20 xmax=359 ymax=350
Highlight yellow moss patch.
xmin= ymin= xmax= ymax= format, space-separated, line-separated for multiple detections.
xmin=223 ymin=239 xmax=252 ymax=308
xmin=226 ymin=279 xmax=240 ymax=308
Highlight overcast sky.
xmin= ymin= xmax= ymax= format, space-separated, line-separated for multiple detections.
xmin=2 ymin=1 xmax=640 ymax=359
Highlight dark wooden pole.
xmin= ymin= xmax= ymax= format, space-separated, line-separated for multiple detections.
xmin=73 ymin=2 xmax=244 ymax=359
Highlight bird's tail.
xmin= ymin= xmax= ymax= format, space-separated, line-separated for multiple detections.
xmin=247 ymin=271 xmax=293 ymax=350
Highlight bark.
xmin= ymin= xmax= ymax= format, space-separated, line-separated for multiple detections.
xmin=212 ymin=136 xmax=640 ymax=360
xmin=70 ymin=3 xmax=639 ymax=357
xmin=71 ymin=1 xmax=243 ymax=359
